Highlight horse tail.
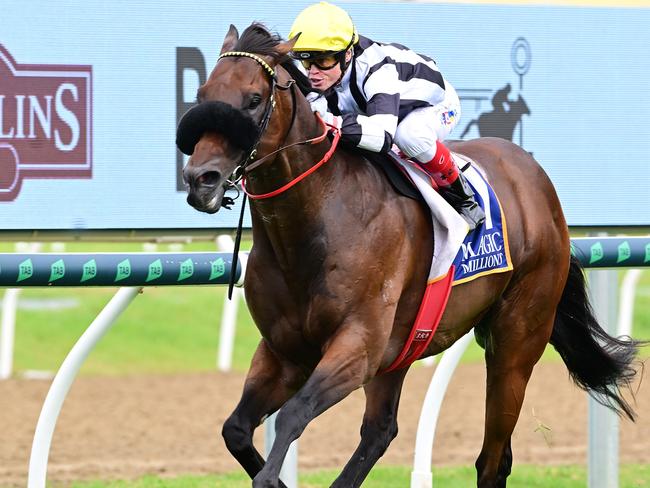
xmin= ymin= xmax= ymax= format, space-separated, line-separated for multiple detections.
xmin=550 ymin=255 xmax=644 ymax=420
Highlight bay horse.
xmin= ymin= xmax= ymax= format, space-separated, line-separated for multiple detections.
xmin=177 ymin=23 xmax=642 ymax=488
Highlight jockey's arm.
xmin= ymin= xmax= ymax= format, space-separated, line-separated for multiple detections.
xmin=340 ymin=63 xmax=400 ymax=153
xmin=339 ymin=102 xmax=398 ymax=153
xmin=307 ymin=64 xmax=402 ymax=153
xmin=306 ymin=91 xmax=398 ymax=153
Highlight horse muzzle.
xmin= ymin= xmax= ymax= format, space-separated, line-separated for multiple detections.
xmin=183 ymin=165 xmax=227 ymax=214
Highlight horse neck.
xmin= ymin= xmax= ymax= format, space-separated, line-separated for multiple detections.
xmin=246 ymin=96 xmax=346 ymax=271
xmin=250 ymin=152 xmax=344 ymax=271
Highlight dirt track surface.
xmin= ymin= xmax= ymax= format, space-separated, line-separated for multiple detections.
xmin=1 ymin=362 xmax=649 ymax=486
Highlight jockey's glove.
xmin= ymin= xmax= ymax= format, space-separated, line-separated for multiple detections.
xmin=322 ymin=112 xmax=342 ymax=130
xmin=307 ymin=92 xmax=343 ymax=131
xmin=307 ymin=91 xmax=328 ymax=115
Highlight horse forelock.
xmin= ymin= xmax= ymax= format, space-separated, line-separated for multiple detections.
xmin=176 ymin=24 xmax=299 ymax=158
xmin=176 ymin=101 xmax=259 ymax=156
xmin=235 ymin=22 xmax=289 ymax=63
xmin=235 ymin=23 xmax=312 ymax=94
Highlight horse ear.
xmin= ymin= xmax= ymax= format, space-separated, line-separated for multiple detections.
xmin=275 ymin=33 xmax=301 ymax=57
xmin=220 ymin=24 xmax=239 ymax=55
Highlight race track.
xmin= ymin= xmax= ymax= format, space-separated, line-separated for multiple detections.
xmin=1 ymin=362 xmax=648 ymax=486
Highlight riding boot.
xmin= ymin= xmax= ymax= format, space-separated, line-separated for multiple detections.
xmin=438 ymin=171 xmax=486 ymax=231
xmin=416 ymin=140 xmax=486 ymax=231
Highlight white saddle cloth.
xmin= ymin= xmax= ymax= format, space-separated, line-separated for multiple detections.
xmin=394 ymin=153 xmax=487 ymax=282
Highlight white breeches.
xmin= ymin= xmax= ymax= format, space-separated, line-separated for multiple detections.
xmin=393 ymin=83 xmax=461 ymax=162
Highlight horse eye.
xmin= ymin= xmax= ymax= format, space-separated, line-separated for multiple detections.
xmin=248 ymin=94 xmax=262 ymax=110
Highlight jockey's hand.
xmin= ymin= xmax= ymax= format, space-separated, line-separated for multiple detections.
xmin=307 ymin=92 xmax=342 ymax=131
xmin=307 ymin=91 xmax=328 ymax=117
xmin=322 ymin=112 xmax=343 ymax=131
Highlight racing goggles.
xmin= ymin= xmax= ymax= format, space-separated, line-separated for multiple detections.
xmin=292 ymin=51 xmax=342 ymax=71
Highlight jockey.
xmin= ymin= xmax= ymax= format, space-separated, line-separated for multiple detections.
xmin=288 ymin=1 xmax=485 ymax=230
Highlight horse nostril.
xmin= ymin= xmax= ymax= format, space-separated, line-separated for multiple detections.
xmin=197 ymin=171 xmax=221 ymax=187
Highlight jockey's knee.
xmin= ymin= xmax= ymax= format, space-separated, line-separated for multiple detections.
xmin=394 ymin=125 xmax=437 ymax=160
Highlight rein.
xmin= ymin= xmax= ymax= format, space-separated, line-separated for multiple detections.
xmin=219 ymin=50 xmax=340 ymax=199
xmin=244 ymin=109 xmax=327 ymax=173
xmin=217 ymin=50 xmax=279 ymax=299
xmin=242 ymin=114 xmax=340 ymax=200
xmin=218 ymin=50 xmax=340 ymax=296
xmin=218 ymin=51 xmax=280 ymax=183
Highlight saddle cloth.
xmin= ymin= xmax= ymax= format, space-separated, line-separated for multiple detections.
xmin=394 ymin=152 xmax=513 ymax=285
xmin=380 ymin=152 xmax=513 ymax=373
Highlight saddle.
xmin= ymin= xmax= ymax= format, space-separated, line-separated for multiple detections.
xmin=357 ymin=149 xmax=423 ymax=202
xmin=360 ymin=148 xmax=513 ymax=372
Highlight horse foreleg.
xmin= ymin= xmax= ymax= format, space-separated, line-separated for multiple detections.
xmin=252 ymin=327 xmax=373 ymax=488
xmin=331 ymin=367 xmax=410 ymax=488
xmin=222 ymin=341 xmax=301 ymax=485
xmin=475 ymin=279 xmax=557 ymax=487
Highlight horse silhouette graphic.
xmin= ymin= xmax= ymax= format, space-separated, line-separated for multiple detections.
xmin=460 ymin=84 xmax=530 ymax=143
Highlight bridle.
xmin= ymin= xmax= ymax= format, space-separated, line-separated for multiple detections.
xmin=217 ymin=50 xmax=341 ymax=298
xmin=217 ymin=51 xmax=296 ymax=185
xmin=218 ymin=51 xmax=340 ymax=194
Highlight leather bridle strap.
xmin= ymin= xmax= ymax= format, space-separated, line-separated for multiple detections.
xmin=218 ymin=51 xmax=277 ymax=180
xmin=241 ymin=115 xmax=340 ymax=200
xmin=245 ymin=112 xmax=331 ymax=173
xmin=217 ymin=51 xmax=278 ymax=299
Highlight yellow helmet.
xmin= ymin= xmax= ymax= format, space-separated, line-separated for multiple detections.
xmin=289 ymin=2 xmax=358 ymax=54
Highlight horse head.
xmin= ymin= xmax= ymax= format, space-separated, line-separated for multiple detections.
xmin=177 ymin=24 xmax=299 ymax=213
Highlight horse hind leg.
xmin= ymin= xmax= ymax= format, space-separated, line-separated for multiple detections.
xmin=331 ymin=366 xmax=411 ymax=488
xmin=222 ymin=341 xmax=301 ymax=486
xmin=475 ymin=273 xmax=559 ymax=487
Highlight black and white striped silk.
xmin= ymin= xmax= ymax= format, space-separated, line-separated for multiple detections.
xmin=326 ymin=35 xmax=448 ymax=153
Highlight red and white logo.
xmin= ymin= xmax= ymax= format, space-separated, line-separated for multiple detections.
xmin=414 ymin=329 xmax=432 ymax=341
xmin=0 ymin=44 xmax=92 ymax=201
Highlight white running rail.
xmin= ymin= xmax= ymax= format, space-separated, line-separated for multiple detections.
xmin=27 ymin=286 xmax=142 ymax=487
xmin=410 ymin=267 xmax=644 ymax=488
xmin=410 ymin=330 xmax=474 ymax=488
